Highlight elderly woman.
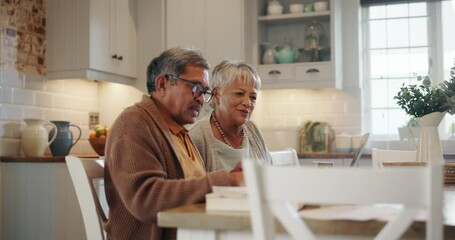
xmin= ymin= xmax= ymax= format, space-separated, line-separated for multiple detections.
xmin=189 ymin=60 xmax=272 ymax=172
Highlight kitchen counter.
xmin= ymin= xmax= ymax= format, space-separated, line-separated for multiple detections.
xmin=0 ymin=155 xmax=100 ymax=163
xmin=298 ymin=152 xmax=455 ymax=160
xmin=298 ymin=152 xmax=364 ymax=159
xmin=1 ymin=159 xmax=87 ymax=240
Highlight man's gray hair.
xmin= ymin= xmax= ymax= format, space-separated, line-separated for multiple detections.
xmin=146 ymin=47 xmax=210 ymax=94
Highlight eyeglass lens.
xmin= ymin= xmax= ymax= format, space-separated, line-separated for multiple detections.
xmin=168 ymin=75 xmax=212 ymax=102
xmin=192 ymin=85 xmax=212 ymax=102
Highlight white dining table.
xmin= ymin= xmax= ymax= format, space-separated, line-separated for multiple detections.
xmin=158 ymin=186 xmax=455 ymax=240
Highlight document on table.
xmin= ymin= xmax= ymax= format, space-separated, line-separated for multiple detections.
xmin=299 ymin=205 xmax=427 ymax=222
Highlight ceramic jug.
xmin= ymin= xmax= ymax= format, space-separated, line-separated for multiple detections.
xmin=49 ymin=121 xmax=82 ymax=156
xmin=415 ymin=112 xmax=445 ymax=163
xmin=273 ymin=45 xmax=299 ymax=64
xmin=21 ymin=119 xmax=58 ymax=157
xmin=262 ymin=44 xmax=276 ymax=64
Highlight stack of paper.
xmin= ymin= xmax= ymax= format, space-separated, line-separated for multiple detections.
xmin=205 ymin=186 xmax=249 ymax=212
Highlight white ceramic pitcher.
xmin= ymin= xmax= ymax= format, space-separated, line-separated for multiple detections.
xmin=21 ymin=119 xmax=58 ymax=157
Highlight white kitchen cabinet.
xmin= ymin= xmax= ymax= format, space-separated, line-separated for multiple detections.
xmin=46 ymin=0 xmax=137 ymax=85
xmin=135 ymin=0 xmax=253 ymax=93
xmin=1 ymin=162 xmax=86 ymax=240
xmin=254 ymin=0 xmax=342 ymax=89
xmin=166 ymin=0 xmax=253 ymax=66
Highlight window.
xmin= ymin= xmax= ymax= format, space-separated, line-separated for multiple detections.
xmin=363 ymin=1 xmax=455 ymax=140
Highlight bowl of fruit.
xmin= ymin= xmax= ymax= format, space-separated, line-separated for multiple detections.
xmin=89 ymin=124 xmax=108 ymax=156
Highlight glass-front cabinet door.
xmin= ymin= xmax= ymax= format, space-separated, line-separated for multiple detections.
xmin=254 ymin=0 xmax=342 ymax=89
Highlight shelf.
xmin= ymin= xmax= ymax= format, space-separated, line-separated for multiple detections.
xmin=258 ymin=11 xmax=330 ymax=22
xmin=254 ymin=0 xmax=341 ymax=89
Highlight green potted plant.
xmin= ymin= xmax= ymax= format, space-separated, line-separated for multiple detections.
xmin=394 ymin=65 xmax=455 ymax=118
xmin=393 ymin=64 xmax=455 ymax=162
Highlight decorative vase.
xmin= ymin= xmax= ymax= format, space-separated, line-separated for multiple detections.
xmin=416 ymin=112 xmax=445 ymax=163
xmin=49 ymin=121 xmax=82 ymax=156
xmin=21 ymin=119 xmax=58 ymax=157
xmin=262 ymin=45 xmax=276 ymax=64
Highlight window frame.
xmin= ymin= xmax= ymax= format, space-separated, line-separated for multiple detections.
xmin=363 ymin=1 xmax=448 ymax=140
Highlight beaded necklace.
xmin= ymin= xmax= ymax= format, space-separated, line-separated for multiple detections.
xmin=211 ymin=112 xmax=245 ymax=149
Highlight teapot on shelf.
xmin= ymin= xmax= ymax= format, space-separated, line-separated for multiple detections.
xmin=273 ymin=45 xmax=299 ymax=64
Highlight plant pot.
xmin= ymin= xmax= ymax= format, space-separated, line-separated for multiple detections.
xmin=416 ymin=112 xmax=445 ymax=163
xmin=398 ymin=126 xmax=419 ymax=140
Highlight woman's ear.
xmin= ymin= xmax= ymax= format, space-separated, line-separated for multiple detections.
xmin=213 ymin=87 xmax=221 ymax=105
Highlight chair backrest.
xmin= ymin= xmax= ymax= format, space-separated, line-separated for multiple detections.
xmin=244 ymin=159 xmax=444 ymax=240
xmin=371 ymin=148 xmax=417 ymax=169
xmin=270 ymin=148 xmax=300 ymax=167
xmin=349 ymin=133 xmax=370 ymax=167
xmin=66 ymin=156 xmax=107 ymax=240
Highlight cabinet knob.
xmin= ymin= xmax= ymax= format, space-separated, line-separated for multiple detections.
xmin=117 ymin=56 xmax=123 ymax=61
xmin=306 ymin=68 xmax=320 ymax=73
xmin=268 ymin=70 xmax=281 ymax=75
xmin=112 ymin=54 xmax=118 ymax=59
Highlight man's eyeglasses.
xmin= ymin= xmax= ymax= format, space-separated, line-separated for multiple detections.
xmin=166 ymin=75 xmax=213 ymax=102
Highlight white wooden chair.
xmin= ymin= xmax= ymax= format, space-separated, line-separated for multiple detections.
xmin=243 ymin=158 xmax=444 ymax=240
xmin=349 ymin=132 xmax=370 ymax=167
xmin=270 ymin=148 xmax=300 ymax=167
xmin=66 ymin=156 xmax=107 ymax=240
xmin=371 ymin=148 xmax=417 ymax=169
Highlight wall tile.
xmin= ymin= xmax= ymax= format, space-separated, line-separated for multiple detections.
xmin=45 ymin=80 xmax=65 ymax=93
xmin=0 ymin=86 xmax=13 ymax=103
xmin=2 ymin=104 xmax=23 ymax=121
xmin=12 ymin=87 xmax=35 ymax=105
xmin=256 ymin=88 xmax=362 ymax=136
xmin=63 ymin=111 xmax=88 ymax=127
xmin=24 ymin=74 xmax=46 ymax=90
xmin=23 ymin=106 xmax=44 ymax=119
xmin=35 ymin=92 xmax=54 ymax=108
xmin=71 ymin=96 xmax=98 ymax=112
xmin=0 ymin=70 xmax=23 ymax=87
xmin=45 ymin=109 xmax=66 ymax=121
xmin=63 ymin=79 xmax=98 ymax=98
xmin=0 ymin=105 xmax=5 ymax=122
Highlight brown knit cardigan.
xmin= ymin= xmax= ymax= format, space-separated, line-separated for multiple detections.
xmin=104 ymin=95 xmax=231 ymax=240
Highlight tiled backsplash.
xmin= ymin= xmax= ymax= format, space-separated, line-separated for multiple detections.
xmin=0 ymin=69 xmax=362 ymax=156
xmin=0 ymin=70 xmax=144 ymax=156
xmin=252 ymin=88 xmax=361 ymax=132
xmin=252 ymin=88 xmax=362 ymax=151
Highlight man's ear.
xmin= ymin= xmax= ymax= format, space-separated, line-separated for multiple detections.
xmin=155 ymin=75 xmax=168 ymax=96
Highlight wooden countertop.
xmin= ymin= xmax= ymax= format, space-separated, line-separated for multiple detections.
xmin=298 ymin=153 xmax=455 ymax=160
xmin=298 ymin=152 xmax=359 ymax=159
xmin=0 ymin=155 xmax=100 ymax=163
xmin=2 ymin=153 xmax=454 ymax=162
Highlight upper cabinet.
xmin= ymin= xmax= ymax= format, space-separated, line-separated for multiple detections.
xmin=165 ymin=0 xmax=253 ymax=67
xmin=135 ymin=0 xmax=253 ymax=93
xmin=46 ymin=0 xmax=137 ymax=85
xmin=254 ymin=0 xmax=342 ymax=89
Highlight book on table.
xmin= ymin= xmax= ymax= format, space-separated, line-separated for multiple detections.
xmin=205 ymin=186 xmax=302 ymax=212
xmin=205 ymin=186 xmax=249 ymax=212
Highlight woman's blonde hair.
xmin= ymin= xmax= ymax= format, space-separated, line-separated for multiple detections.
xmin=209 ymin=60 xmax=261 ymax=109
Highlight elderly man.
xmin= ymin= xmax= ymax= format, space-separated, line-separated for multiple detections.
xmin=104 ymin=47 xmax=244 ymax=240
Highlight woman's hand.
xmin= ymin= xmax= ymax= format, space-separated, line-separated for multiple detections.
xmin=228 ymin=171 xmax=244 ymax=186
xmin=230 ymin=161 xmax=243 ymax=172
